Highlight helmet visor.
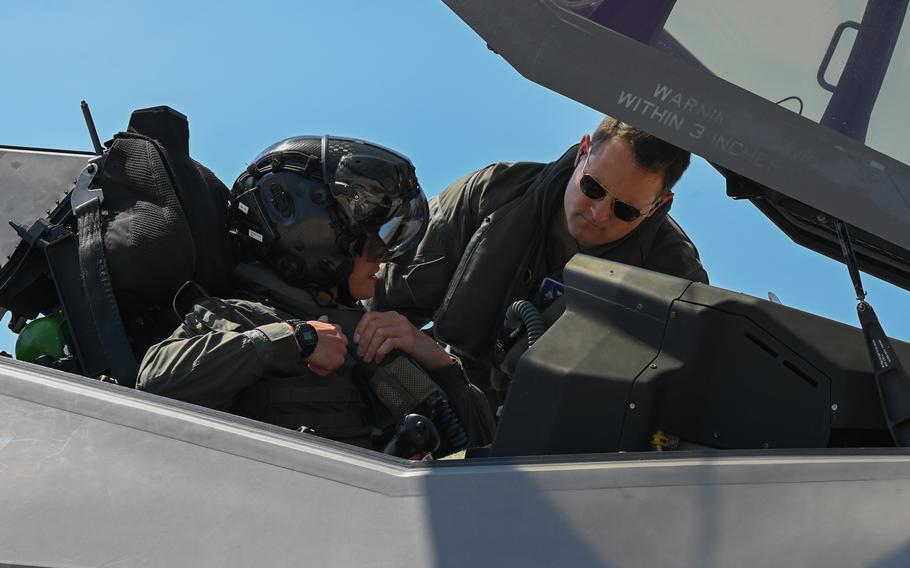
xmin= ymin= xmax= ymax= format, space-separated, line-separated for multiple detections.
xmin=375 ymin=193 xmax=429 ymax=261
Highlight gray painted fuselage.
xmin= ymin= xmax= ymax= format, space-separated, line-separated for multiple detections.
xmin=2 ymin=358 xmax=910 ymax=567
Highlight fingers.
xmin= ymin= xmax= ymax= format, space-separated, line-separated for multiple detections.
xmin=355 ymin=312 xmax=383 ymax=358
xmin=307 ymin=362 xmax=333 ymax=377
xmin=299 ymin=311 xmax=425 ymax=371
xmin=303 ymin=319 xmax=348 ymax=374
xmin=355 ymin=311 xmax=417 ymax=363
xmin=361 ymin=325 xmax=391 ymax=363
xmin=374 ymin=337 xmax=398 ymax=364
xmin=354 ymin=311 xmax=407 ymax=344
xmin=305 ymin=344 xmax=345 ymax=374
xmin=356 ymin=313 xmax=385 ymax=361
xmin=353 ymin=311 xmax=378 ymax=345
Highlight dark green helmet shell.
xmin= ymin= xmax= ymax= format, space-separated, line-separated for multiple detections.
xmin=229 ymin=136 xmax=428 ymax=291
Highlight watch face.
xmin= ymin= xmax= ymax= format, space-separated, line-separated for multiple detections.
xmin=301 ymin=328 xmax=318 ymax=345
xmin=294 ymin=323 xmax=319 ymax=360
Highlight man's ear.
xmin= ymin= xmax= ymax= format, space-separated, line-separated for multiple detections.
xmin=647 ymin=192 xmax=674 ymax=216
xmin=575 ymin=134 xmax=592 ymax=166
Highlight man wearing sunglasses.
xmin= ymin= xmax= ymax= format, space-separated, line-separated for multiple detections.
xmin=372 ymin=117 xmax=707 ymax=402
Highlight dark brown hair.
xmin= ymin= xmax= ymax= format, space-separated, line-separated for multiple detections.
xmin=590 ymin=116 xmax=690 ymax=194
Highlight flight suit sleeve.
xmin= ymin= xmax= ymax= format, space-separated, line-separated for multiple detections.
xmin=370 ymin=166 xmax=498 ymax=326
xmin=137 ymin=320 xmax=300 ymax=410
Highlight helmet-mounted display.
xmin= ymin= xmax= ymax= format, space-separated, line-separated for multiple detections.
xmin=229 ymin=136 xmax=428 ymax=291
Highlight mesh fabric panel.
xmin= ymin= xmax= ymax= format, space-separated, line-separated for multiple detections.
xmin=370 ymin=356 xmax=439 ymax=417
xmin=101 ymin=135 xmax=194 ymax=308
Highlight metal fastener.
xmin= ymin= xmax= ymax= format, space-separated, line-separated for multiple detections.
xmin=831 ymin=403 xmax=838 ymax=411
xmin=649 ymin=364 xmax=658 ymax=369
xmin=629 ymin=403 xmax=636 ymax=410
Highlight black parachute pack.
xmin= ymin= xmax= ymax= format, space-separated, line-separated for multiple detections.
xmin=0 ymin=106 xmax=234 ymax=386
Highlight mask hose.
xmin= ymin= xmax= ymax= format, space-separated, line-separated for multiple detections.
xmin=505 ymin=300 xmax=546 ymax=347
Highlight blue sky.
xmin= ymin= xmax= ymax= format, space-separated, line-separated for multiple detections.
xmin=2 ymin=0 xmax=908 ymax=358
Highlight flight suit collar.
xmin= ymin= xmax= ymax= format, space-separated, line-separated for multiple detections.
xmin=232 ymin=262 xmax=366 ymax=339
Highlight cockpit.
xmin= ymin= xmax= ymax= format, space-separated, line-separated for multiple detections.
xmin=1 ymin=0 xmax=909 ymax=458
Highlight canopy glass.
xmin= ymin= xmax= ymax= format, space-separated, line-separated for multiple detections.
xmin=556 ymin=0 xmax=910 ymax=166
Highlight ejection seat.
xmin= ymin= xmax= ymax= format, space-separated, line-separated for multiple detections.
xmin=0 ymin=106 xmax=235 ymax=387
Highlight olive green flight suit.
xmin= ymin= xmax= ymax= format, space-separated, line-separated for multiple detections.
xmin=372 ymin=145 xmax=708 ymax=394
xmin=137 ymin=263 xmax=494 ymax=450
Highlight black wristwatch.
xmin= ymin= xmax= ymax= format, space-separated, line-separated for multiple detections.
xmin=288 ymin=319 xmax=319 ymax=360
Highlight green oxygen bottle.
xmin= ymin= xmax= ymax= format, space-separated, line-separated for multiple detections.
xmin=15 ymin=316 xmax=67 ymax=364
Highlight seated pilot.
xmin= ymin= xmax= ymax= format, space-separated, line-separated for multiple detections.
xmin=136 ymin=136 xmax=494 ymax=454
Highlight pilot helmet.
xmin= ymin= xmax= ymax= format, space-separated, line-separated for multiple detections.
xmin=230 ymin=135 xmax=429 ymax=290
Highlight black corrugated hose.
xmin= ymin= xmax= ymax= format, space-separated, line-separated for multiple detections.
xmin=426 ymin=392 xmax=470 ymax=455
xmin=506 ymin=300 xmax=546 ymax=347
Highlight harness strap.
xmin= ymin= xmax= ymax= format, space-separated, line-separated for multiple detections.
xmin=71 ymin=156 xmax=139 ymax=385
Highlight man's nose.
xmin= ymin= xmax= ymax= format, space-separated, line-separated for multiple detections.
xmin=590 ymin=197 xmax=614 ymax=222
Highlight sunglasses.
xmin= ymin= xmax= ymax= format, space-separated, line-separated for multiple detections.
xmin=578 ymin=153 xmax=659 ymax=222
